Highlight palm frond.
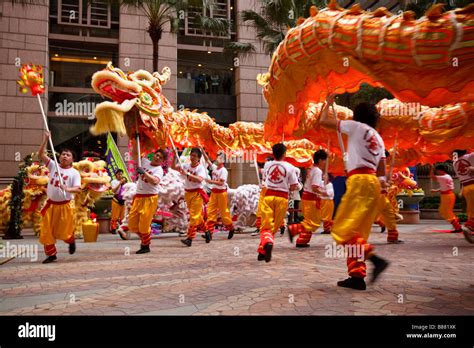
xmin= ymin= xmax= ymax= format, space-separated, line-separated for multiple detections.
xmin=241 ymin=10 xmax=272 ymax=31
xmin=195 ymin=15 xmax=229 ymax=36
xmin=224 ymin=42 xmax=257 ymax=59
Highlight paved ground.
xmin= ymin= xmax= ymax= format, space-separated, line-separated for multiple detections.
xmin=0 ymin=220 xmax=473 ymax=316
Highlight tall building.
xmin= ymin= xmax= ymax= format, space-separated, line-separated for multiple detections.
xmin=0 ymin=0 xmax=403 ymax=187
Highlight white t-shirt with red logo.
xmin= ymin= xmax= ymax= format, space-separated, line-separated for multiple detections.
xmin=304 ymin=166 xmax=323 ymax=195
xmin=183 ymin=162 xmax=207 ymax=190
xmin=209 ymin=164 xmax=228 ymax=190
xmin=46 ymin=159 xmax=81 ymax=201
xmin=435 ymin=174 xmax=454 ymax=192
xmin=263 ymin=160 xmax=298 ymax=193
xmin=454 ymin=153 xmax=474 ymax=184
xmin=136 ymin=157 xmax=163 ymax=195
xmin=338 ymin=120 xmax=385 ymax=173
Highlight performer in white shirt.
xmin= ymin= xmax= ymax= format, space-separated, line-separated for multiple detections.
xmin=121 ymin=140 xmax=165 ymax=254
xmin=288 ymin=150 xmax=327 ymax=247
xmin=320 ymin=96 xmax=390 ymax=290
xmin=110 ymin=169 xmax=127 ymax=233
xmin=431 ymin=163 xmax=462 ymax=233
xmin=177 ymin=148 xmax=208 ymax=247
xmin=202 ymin=152 xmax=235 ymax=241
xmin=258 ymin=143 xmax=300 ymax=262
xmin=320 ymin=173 xmax=335 ymax=234
xmin=38 ymin=131 xmax=81 ymax=264
xmin=453 ymin=149 xmax=474 ymax=240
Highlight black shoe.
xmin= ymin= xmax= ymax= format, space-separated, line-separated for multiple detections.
xmin=296 ymin=243 xmax=310 ymax=248
xmin=136 ymin=245 xmax=150 ymax=254
xmin=337 ymin=277 xmax=366 ymax=290
xmin=42 ymin=255 xmax=57 ymax=264
xmin=280 ymin=226 xmax=285 ymax=235
xmin=203 ymin=231 xmax=212 ymax=243
xmin=321 ymin=230 xmax=331 ymax=234
xmin=110 ymin=230 xmax=117 ymax=235
xmin=181 ymin=239 xmax=192 ymax=247
xmin=380 ymin=226 xmax=386 ymax=233
xmin=257 ymin=253 xmax=265 ymax=261
xmin=68 ymin=242 xmax=76 ymax=255
xmin=228 ymin=229 xmax=234 ymax=240
xmin=369 ymin=254 xmax=390 ymax=284
xmin=264 ymin=243 xmax=273 ymax=263
xmin=387 ymin=239 xmax=404 ymax=244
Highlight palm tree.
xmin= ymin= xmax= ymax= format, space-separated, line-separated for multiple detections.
xmin=111 ymin=0 xmax=229 ymax=71
xmin=226 ymin=0 xmax=325 ymax=57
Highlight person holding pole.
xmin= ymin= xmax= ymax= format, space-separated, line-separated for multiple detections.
xmin=288 ymin=150 xmax=327 ymax=247
xmin=320 ymin=95 xmax=389 ymax=290
xmin=177 ymin=148 xmax=208 ymax=247
xmin=38 ymin=131 xmax=81 ymax=264
xmin=201 ymin=151 xmax=236 ymax=241
xmin=122 ymin=141 xmax=166 ymax=254
xmin=430 ymin=163 xmax=463 ymax=233
xmin=258 ymin=143 xmax=300 ymax=262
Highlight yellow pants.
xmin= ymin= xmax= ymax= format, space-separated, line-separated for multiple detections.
xmin=463 ymin=184 xmax=474 ymax=229
xmin=40 ymin=201 xmax=75 ymax=247
xmin=320 ymin=199 xmax=334 ymax=232
xmin=259 ymin=195 xmax=288 ymax=254
xmin=292 ymin=198 xmax=320 ymax=245
xmin=128 ymin=195 xmax=158 ymax=245
xmin=255 ymin=187 xmax=267 ymax=228
xmin=439 ymin=192 xmax=456 ymax=222
xmin=111 ymin=200 xmax=125 ymax=230
xmin=331 ymin=174 xmax=381 ymax=278
xmin=185 ymin=191 xmax=204 ymax=240
xmin=377 ymin=193 xmax=398 ymax=241
xmin=206 ymin=191 xmax=233 ymax=232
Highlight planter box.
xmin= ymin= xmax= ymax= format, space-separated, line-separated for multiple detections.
xmin=97 ymin=218 xmax=110 ymax=234
xmin=397 ymin=194 xmax=425 ymax=208
xmin=399 ymin=210 xmax=420 ymax=224
xmin=83 ymin=222 xmax=99 ymax=242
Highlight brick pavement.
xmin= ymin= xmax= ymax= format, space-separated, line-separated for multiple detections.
xmin=0 ymin=220 xmax=473 ymax=315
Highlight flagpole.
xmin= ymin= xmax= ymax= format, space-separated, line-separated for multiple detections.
xmin=107 ymin=132 xmax=131 ymax=181
xmin=37 ymin=94 xmax=66 ymax=198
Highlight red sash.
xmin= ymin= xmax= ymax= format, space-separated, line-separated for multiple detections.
xmin=441 ymin=190 xmax=453 ymax=194
xmin=301 ymin=191 xmax=321 ymax=208
xmin=185 ymin=188 xmax=210 ymax=204
xmin=41 ymin=199 xmax=71 ymax=216
xmin=211 ymin=189 xmax=227 ymax=194
xmin=265 ymin=189 xmax=289 ymax=199
xmin=347 ymin=167 xmax=376 ymax=177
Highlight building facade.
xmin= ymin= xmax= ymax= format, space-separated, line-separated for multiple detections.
xmin=0 ymin=0 xmax=403 ymax=187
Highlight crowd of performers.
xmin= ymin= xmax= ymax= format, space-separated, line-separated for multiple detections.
xmin=37 ymin=97 xmax=474 ymax=290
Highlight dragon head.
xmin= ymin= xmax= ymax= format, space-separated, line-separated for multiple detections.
xmin=25 ymin=162 xmax=49 ymax=187
xmin=73 ymin=158 xmax=111 ymax=194
xmin=392 ymin=167 xmax=418 ymax=190
xmin=91 ymin=63 xmax=173 ymax=139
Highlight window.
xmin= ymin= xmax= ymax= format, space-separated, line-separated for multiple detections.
xmin=58 ymin=0 xmax=112 ymax=28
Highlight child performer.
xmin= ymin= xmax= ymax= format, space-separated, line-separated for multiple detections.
xmin=38 ymin=131 xmax=81 ymax=264
xmin=320 ymin=173 xmax=335 ymax=234
xmin=320 ymin=96 xmax=390 ymax=290
xmin=431 ymin=164 xmax=463 ymax=233
xmin=258 ymin=143 xmax=300 ymax=262
xmin=178 ymin=148 xmax=208 ymax=247
xmin=110 ymin=169 xmax=127 ymax=234
xmin=202 ymin=152 xmax=235 ymax=241
xmin=288 ymin=150 xmax=327 ymax=247
xmin=453 ymin=149 xmax=474 ymax=237
xmin=123 ymin=141 xmax=166 ymax=254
